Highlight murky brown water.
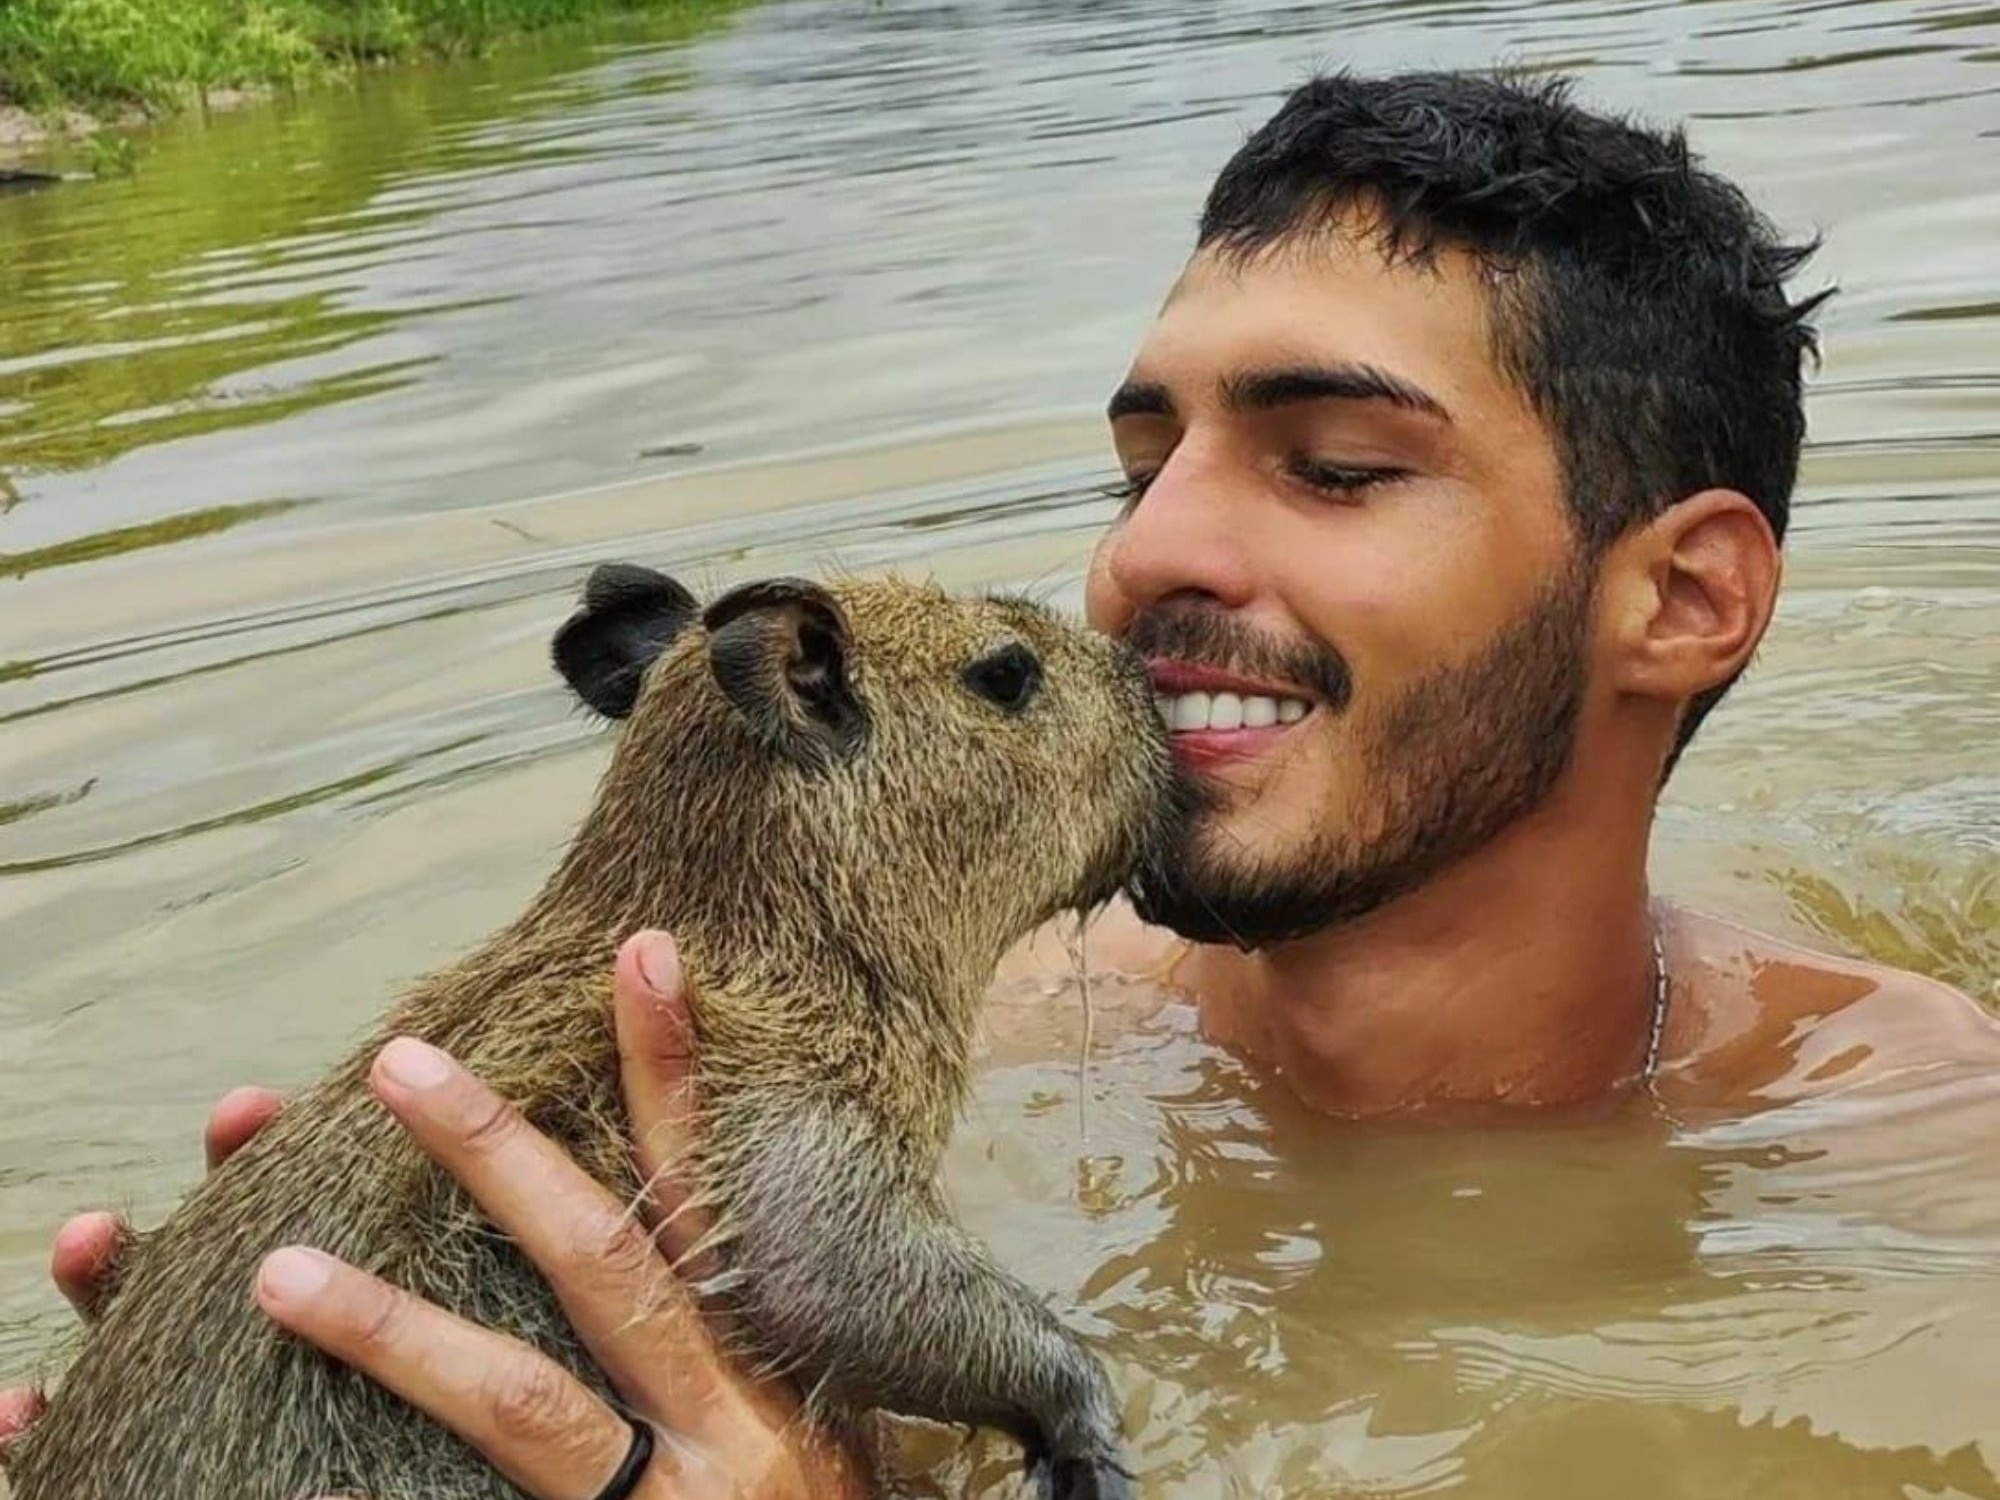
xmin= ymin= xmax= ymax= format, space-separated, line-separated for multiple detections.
xmin=3 ymin=0 xmax=1997 ymax=1494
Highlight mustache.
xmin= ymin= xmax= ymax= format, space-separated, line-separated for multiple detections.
xmin=1124 ymin=606 xmax=1353 ymax=712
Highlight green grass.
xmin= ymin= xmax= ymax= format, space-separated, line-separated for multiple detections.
xmin=0 ymin=0 xmax=739 ymax=115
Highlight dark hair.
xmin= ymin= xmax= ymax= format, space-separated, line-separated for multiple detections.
xmin=1197 ymin=70 xmax=1832 ymax=768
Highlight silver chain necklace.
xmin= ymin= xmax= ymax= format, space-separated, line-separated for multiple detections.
xmin=1640 ymin=925 xmax=1670 ymax=1084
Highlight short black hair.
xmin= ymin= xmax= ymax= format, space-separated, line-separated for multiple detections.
xmin=1197 ymin=70 xmax=1832 ymax=767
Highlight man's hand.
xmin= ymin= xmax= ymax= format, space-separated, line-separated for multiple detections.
xmin=0 ymin=1092 xmax=283 ymax=1456
xmin=0 ymin=932 xmax=866 ymax=1499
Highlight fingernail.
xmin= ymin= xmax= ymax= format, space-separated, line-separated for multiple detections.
xmin=636 ymin=931 xmax=681 ymax=998
xmin=260 ymin=1247 xmax=333 ymax=1305
xmin=377 ymin=1036 xmax=451 ymax=1090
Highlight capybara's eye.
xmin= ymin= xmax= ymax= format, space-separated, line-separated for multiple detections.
xmin=964 ymin=643 xmax=1043 ymax=714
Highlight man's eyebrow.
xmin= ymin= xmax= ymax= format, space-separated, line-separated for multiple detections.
xmin=1105 ymin=380 xmax=1174 ymax=422
xmin=1223 ymin=363 xmax=1450 ymax=421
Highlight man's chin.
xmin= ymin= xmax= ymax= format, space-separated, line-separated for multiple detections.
xmin=1124 ymin=815 xmax=1445 ymax=951
xmin=1125 ymin=847 xmax=1340 ymax=952
xmin=1125 ymin=773 xmax=1339 ymax=948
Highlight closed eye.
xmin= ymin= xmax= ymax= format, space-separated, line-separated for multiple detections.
xmin=1288 ymin=458 xmax=1409 ymax=498
xmin=1100 ymin=472 xmax=1156 ymax=516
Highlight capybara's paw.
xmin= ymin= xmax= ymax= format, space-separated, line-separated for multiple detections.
xmin=1026 ymin=1450 xmax=1138 ymax=1500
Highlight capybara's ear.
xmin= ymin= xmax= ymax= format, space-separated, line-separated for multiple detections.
xmin=703 ymin=578 xmax=867 ymax=767
xmin=552 ymin=563 xmax=699 ymax=719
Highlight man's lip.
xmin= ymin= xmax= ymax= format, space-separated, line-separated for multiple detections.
xmin=1147 ymin=659 xmax=1312 ymax=701
xmin=1171 ymin=727 xmax=1288 ymax=770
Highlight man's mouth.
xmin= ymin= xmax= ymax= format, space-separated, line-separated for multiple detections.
xmin=1148 ymin=661 xmax=1315 ymax=765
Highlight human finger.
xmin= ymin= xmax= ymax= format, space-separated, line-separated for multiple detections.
xmin=50 ymin=1211 xmax=127 ymax=1320
xmin=205 ymin=1086 xmax=284 ymax=1171
xmin=0 ymin=1386 xmax=47 ymax=1465
xmin=614 ymin=932 xmax=715 ymax=1271
xmin=256 ymin=1247 xmax=655 ymax=1500
xmin=366 ymin=1037 xmax=732 ymax=1422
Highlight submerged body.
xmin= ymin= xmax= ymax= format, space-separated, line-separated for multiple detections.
xmin=11 ymin=568 xmax=1173 ymax=1500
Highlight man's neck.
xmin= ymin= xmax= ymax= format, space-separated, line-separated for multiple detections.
xmin=1180 ymin=792 xmax=1661 ymax=1120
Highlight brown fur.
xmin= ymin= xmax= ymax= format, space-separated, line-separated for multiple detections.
xmin=9 ymin=568 xmax=1173 ymax=1500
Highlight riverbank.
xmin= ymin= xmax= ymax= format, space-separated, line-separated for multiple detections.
xmin=2 ymin=100 xmax=146 ymax=165
xmin=0 ymin=0 xmax=745 ymax=156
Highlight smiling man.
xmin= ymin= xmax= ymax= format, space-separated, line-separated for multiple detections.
xmin=5 ymin=67 xmax=1994 ymax=1500
xmin=1060 ymin=70 xmax=1996 ymax=1121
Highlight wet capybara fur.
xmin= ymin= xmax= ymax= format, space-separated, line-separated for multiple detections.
xmin=11 ymin=566 xmax=1176 ymax=1500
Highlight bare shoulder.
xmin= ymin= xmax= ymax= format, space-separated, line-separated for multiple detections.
xmin=1656 ymin=903 xmax=1999 ymax=1106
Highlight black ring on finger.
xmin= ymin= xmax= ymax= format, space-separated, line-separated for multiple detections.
xmin=588 ymin=1411 xmax=655 ymax=1500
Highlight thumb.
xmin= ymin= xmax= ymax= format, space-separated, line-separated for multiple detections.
xmin=612 ymin=930 xmax=714 ymax=1268
xmin=0 ymin=1387 xmax=48 ymax=1464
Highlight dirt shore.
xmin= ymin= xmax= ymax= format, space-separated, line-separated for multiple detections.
xmin=0 ymin=103 xmax=103 ymax=162
xmin=1 ymin=92 xmax=259 ymax=168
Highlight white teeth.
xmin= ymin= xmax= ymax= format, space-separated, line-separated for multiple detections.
xmin=1153 ymin=691 xmax=1312 ymax=732
xmin=1171 ymin=692 xmax=1212 ymax=732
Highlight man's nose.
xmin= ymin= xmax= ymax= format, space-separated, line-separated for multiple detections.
xmin=1100 ymin=444 xmax=1261 ymax=615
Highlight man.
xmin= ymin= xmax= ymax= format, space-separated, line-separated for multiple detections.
xmin=4 ymin=69 xmax=1993 ymax=1499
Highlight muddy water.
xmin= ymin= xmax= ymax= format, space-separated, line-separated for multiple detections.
xmin=2 ymin=0 xmax=1996 ymax=1494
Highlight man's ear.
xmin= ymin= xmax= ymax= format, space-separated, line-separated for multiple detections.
xmin=1604 ymin=489 xmax=1781 ymax=702
xmin=552 ymin=563 xmax=699 ymax=719
xmin=702 ymin=578 xmax=867 ymax=766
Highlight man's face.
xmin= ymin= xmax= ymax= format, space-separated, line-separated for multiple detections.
xmin=1088 ymin=231 xmax=1600 ymax=947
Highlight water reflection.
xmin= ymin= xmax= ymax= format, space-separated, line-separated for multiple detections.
xmin=0 ymin=499 xmax=298 ymax=577
xmin=0 ymin=7 xmax=751 ymax=543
